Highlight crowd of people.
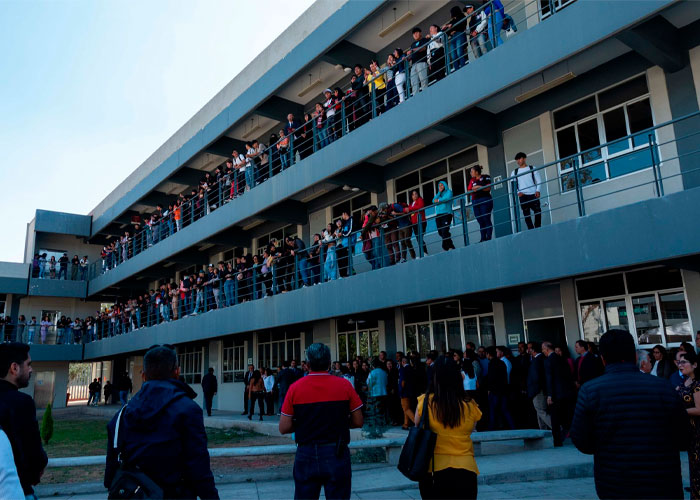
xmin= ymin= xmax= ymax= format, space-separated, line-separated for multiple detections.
xmin=96 ymin=1 xmax=519 ymax=279
xmin=30 ymin=252 xmax=89 ymax=280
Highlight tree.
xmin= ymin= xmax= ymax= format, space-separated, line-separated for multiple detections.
xmin=41 ymin=403 xmax=54 ymax=445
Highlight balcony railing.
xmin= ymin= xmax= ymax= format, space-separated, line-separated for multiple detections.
xmin=89 ymin=0 xmax=566 ymax=281
xmin=5 ymin=110 xmax=690 ymax=346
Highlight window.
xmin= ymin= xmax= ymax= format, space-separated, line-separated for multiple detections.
xmin=394 ymin=147 xmax=478 ymax=209
xmin=404 ymin=300 xmax=494 ymax=357
xmin=258 ymin=331 xmax=301 ymax=369
xmin=336 ymin=318 xmax=380 ymax=362
xmin=178 ymin=346 xmax=203 ymax=384
xmin=222 ymin=339 xmax=245 ymax=383
xmin=256 ymin=225 xmax=296 ymax=254
xmin=554 ymin=75 xmax=656 ymax=192
xmin=576 ymin=267 xmax=691 ymax=346
xmin=332 ymin=192 xmax=372 ymax=236
xmin=540 ymin=0 xmax=577 ymax=19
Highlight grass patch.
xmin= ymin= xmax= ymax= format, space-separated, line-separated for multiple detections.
xmin=205 ymin=427 xmax=262 ymax=447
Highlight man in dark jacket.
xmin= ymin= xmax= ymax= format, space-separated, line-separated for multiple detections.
xmin=0 ymin=343 xmax=48 ymax=497
xmin=573 ymin=340 xmax=602 ymax=388
xmin=570 ymin=329 xmax=689 ymax=499
xmin=201 ymin=367 xmax=217 ymax=417
xmin=485 ymin=346 xmax=514 ymax=430
xmin=277 ymin=361 xmax=294 ymax=413
xmin=542 ymin=341 xmax=575 ymax=446
xmin=527 ymin=343 xmax=550 ymax=430
xmin=104 ymin=345 xmax=219 ymax=499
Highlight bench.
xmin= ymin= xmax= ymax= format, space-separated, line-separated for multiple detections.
xmin=471 ymin=429 xmax=553 ymax=455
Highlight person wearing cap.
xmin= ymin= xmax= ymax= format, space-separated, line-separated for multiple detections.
xmin=465 ymin=4 xmax=489 ymax=59
xmin=406 ymin=27 xmax=429 ymax=96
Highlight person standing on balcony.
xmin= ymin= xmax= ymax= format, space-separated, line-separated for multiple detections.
xmin=443 ymin=6 xmax=467 ymax=71
xmin=279 ymin=343 xmax=363 ymax=500
xmin=427 ymin=24 xmax=446 ymax=83
xmin=407 ymin=27 xmax=429 ymax=96
xmin=433 ymin=180 xmax=456 ymax=251
xmin=392 ymin=48 xmax=407 ymax=104
xmin=323 ymin=88 xmax=338 ymax=141
xmin=465 ymin=4 xmax=489 ymax=59
xmin=468 ymin=165 xmax=493 ymax=241
xmin=58 ymin=252 xmax=68 ymax=280
xmin=512 ymin=152 xmax=542 ymax=230
xmin=80 ymin=255 xmax=88 ymax=280
xmin=70 ymin=254 xmax=79 ymax=280
xmin=349 ymin=64 xmax=369 ymax=130
xmin=485 ymin=0 xmax=505 ymax=48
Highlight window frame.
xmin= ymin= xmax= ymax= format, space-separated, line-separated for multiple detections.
xmin=222 ymin=339 xmax=246 ymax=383
xmin=177 ymin=346 xmax=204 ymax=384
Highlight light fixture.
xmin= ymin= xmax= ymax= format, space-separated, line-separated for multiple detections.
xmin=342 ymin=184 xmax=351 ymax=191
xmin=298 ymin=72 xmax=323 ymax=98
xmin=343 ymin=67 xmax=352 ymax=73
xmin=515 ymin=72 xmax=576 ymax=103
xmin=379 ymin=7 xmax=414 ymax=38
xmin=351 ymin=187 xmax=360 ymax=192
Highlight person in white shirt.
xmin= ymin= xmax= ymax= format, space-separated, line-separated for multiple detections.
xmin=512 ymin=152 xmax=542 ymax=229
xmin=263 ymin=368 xmax=276 ymax=416
xmin=427 ymin=24 xmax=446 ymax=83
xmin=231 ymin=149 xmax=246 ymax=196
xmin=0 ymin=427 xmax=24 ymax=500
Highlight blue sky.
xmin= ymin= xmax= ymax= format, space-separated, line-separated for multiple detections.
xmin=0 ymin=0 xmax=314 ymax=262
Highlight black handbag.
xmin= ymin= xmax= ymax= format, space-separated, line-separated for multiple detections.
xmin=397 ymin=394 xmax=437 ymax=481
xmin=107 ymin=406 xmax=164 ymax=500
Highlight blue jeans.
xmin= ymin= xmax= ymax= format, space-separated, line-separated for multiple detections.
xmin=488 ymin=393 xmax=515 ymax=430
xmin=316 ymin=127 xmax=329 ymax=149
xmin=449 ymin=31 xmax=467 ymax=70
xmin=58 ymin=267 xmax=67 ymax=280
xmin=488 ymin=11 xmax=504 ymax=48
xmin=298 ymin=257 xmax=309 ymax=286
xmin=119 ymin=390 xmax=129 ymax=405
xmin=245 ymin=168 xmax=254 ymax=190
xmin=194 ymin=291 xmax=203 ymax=313
xmin=293 ymin=444 xmax=351 ymax=500
xmin=280 ymin=149 xmax=289 ymax=170
xmin=324 ymin=246 xmax=338 ymax=281
xmin=224 ymin=281 xmax=234 ymax=306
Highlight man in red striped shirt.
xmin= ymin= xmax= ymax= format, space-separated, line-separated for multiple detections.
xmin=279 ymin=343 xmax=363 ymax=500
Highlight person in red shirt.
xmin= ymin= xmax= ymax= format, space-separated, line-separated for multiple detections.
xmin=405 ymin=190 xmax=428 ymax=256
xmin=279 ymin=343 xmax=363 ymax=500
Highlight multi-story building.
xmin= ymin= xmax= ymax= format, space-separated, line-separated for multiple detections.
xmin=3 ymin=0 xmax=700 ymax=411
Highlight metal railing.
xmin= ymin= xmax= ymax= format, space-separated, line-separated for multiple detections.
xmin=8 ymin=110 xmax=700 ymax=345
xmin=89 ymin=0 xmax=565 ymax=280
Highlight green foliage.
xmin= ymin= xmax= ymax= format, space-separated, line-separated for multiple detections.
xmin=41 ymin=403 xmax=54 ymax=445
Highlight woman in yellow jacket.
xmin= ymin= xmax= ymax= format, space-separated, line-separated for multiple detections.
xmin=415 ymin=355 xmax=481 ymax=499
xmin=364 ymin=61 xmax=387 ymax=115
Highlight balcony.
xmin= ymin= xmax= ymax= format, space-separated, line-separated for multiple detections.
xmin=86 ymin=0 xmax=681 ymax=295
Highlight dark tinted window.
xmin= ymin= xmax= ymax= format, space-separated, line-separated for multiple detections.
xmin=396 ymin=172 xmax=420 ymax=192
xmin=404 ymin=305 xmax=429 ymax=324
xmin=626 ymin=268 xmax=683 ymax=293
xmin=576 ymin=273 xmax=625 ymax=300
xmin=449 ymin=147 xmax=478 ymax=169
xmin=421 ymin=161 xmax=447 ymax=181
xmin=556 ymin=126 xmax=578 ymax=157
xmin=554 ymin=97 xmax=597 ymax=129
xmin=627 ymin=99 xmax=653 ymax=134
xmin=598 ymin=76 xmax=648 ymax=111
xmin=431 ymin=301 xmax=461 ymax=320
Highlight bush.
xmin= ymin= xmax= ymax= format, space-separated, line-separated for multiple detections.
xmin=41 ymin=403 xmax=54 ymax=445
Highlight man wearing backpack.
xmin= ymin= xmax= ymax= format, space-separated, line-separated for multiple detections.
xmin=104 ymin=345 xmax=219 ymax=499
xmin=512 ymin=152 xmax=542 ymax=230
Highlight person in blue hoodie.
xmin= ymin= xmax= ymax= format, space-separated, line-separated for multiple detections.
xmin=104 ymin=345 xmax=219 ymax=499
xmin=432 ymin=180 xmax=456 ymax=251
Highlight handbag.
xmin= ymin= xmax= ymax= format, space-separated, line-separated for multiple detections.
xmin=107 ymin=406 xmax=164 ymax=500
xmin=397 ymin=394 xmax=437 ymax=481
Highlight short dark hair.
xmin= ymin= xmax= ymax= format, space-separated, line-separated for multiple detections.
xmin=599 ymin=329 xmax=636 ymax=365
xmin=530 ymin=342 xmax=542 ymax=354
xmin=514 ymin=152 xmax=527 ymax=160
xmin=0 ymin=343 xmax=30 ymax=378
xmin=576 ymin=339 xmax=589 ymax=350
xmin=144 ymin=345 xmax=178 ymax=380
xmin=306 ymin=343 xmax=331 ymax=371
xmin=426 ymin=350 xmax=439 ymax=362
xmin=412 ymin=27 xmax=422 ymax=34
xmin=485 ymin=346 xmax=497 ymax=357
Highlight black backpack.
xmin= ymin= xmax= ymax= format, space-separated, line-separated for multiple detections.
xmin=107 ymin=406 xmax=164 ymax=499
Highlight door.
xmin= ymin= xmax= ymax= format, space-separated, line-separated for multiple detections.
xmin=525 ymin=317 xmax=567 ymax=347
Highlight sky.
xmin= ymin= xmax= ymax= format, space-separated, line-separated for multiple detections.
xmin=0 ymin=0 xmax=315 ymax=263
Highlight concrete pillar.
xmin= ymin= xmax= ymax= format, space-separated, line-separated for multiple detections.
xmin=665 ymin=65 xmax=700 ymax=189
xmin=486 ymin=140 xmax=512 ymax=238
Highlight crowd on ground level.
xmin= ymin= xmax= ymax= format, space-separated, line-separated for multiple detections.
xmin=30 ymin=252 xmax=88 ymax=280
xmin=98 ymin=2 xmax=527 ymax=277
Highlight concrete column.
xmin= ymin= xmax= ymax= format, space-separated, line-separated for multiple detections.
xmin=665 ymin=65 xmax=700 ymax=189
xmin=487 ymin=140 xmax=512 ymax=238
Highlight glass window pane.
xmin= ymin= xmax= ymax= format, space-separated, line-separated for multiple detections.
xmin=580 ymin=301 xmax=604 ymax=344
xmin=463 ymin=317 xmax=479 ymax=347
xmin=561 ymin=162 xmax=606 ymax=192
xmin=422 ymin=183 xmax=435 ymax=208
xmin=554 ymin=97 xmax=597 ymax=129
xmin=478 ymin=316 xmax=496 ymax=347
xmin=404 ymin=306 xmax=429 ymax=324
xmin=433 ymin=322 xmax=447 ymax=354
xmin=626 ymin=268 xmax=683 ymax=294
xmin=294 ymin=340 xmax=301 ymax=362
xmin=608 ymin=148 xmax=654 ymax=178
xmin=604 ymin=299 xmax=629 ymax=331
xmin=627 ymin=99 xmax=653 ymax=134
xmin=338 ymin=334 xmax=347 ymax=362
xmin=603 ymin=107 xmax=629 ymax=155
xmin=332 ymin=201 xmax=351 ymax=220
xmin=418 ymin=324 xmax=431 ymax=357
xmin=598 ymin=75 xmax=648 ymax=111
xmin=632 ymin=295 xmax=662 ymax=345
xmin=397 ymin=191 xmax=408 ymax=205
xmin=578 ymin=119 xmax=602 ymax=156
xmin=421 ymin=161 xmax=447 ymax=182
xmin=577 ymin=274 xmax=625 ymax=300
xmin=430 ymin=301 xmax=460 ymax=321
xmin=660 ymin=292 xmax=691 ymax=343
xmin=370 ymin=330 xmax=380 ymax=357
xmin=449 ymin=147 xmax=478 ymax=169
xmin=396 ymin=172 xmax=420 ymax=193
xmin=405 ymin=325 xmax=418 ymax=353
xmin=557 ymin=126 xmax=578 ymax=160
xmin=447 ymin=320 xmax=462 ymax=352
xmin=451 ymin=171 xmax=466 ymax=197
xmin=359 ymin=331 xmax=369 ymax=359
xmin=460 ymin=300 xmax=493 ymax=316
xmin=348 ymin=332 xmax=357 ymax=359
xmin=352 ymin=192 xmax=372 ymax=210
